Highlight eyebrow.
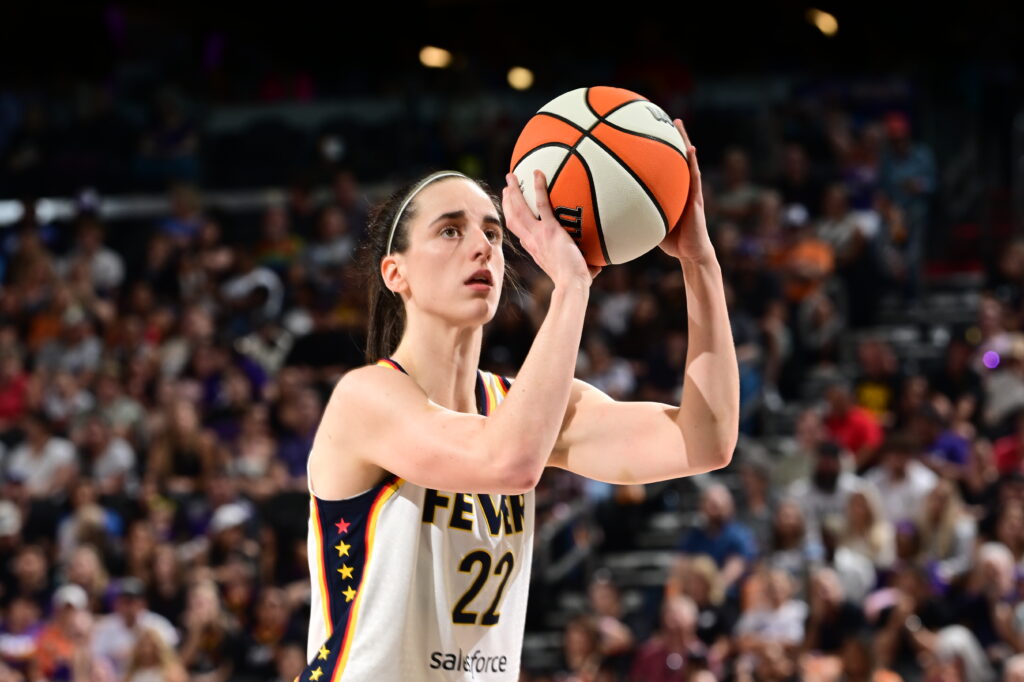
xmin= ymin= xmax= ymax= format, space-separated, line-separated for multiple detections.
xmin=430 ymin=210 xmax=502 ymax=227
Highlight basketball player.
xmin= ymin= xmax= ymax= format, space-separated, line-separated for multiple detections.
xmin=298 ymin=119 xmax=738 ymax=681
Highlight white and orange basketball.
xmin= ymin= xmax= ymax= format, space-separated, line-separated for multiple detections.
xmin=510 ymin=86 xmax=690 ymax=266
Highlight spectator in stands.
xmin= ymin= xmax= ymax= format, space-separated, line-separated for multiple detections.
xmin=778 ymin=204 xmax=834 ymax=305
xmin=587 ymin=573 xmax=636 ymax=675
xmin=220 ymin=247 xmax=285 ymax=337
xmin=58 ymin=215 xmax=125 ymax=295
xmin=768 ymin=407 xmax=824 ymax=490
xmin=629 ymin=595 xmax=713 ymax=682
xmin=994 ymin=410 xmax=1024 ymax=476
xmin=558 ymin=614 xmax=604 ymax=682
xmin=179 ymin=579 xmax=243 ymax=681
xmin=255 ymin=204 xmax=304 ymax=277
xmin=123 ymin=625 xmax=188 ymax=682
xmin=0 ymin=350 xmax=28 ymax=434
xmin=331 ymin=167 xmax=371 ymax=240
xmin=823 ymin=379 xmax=884 ymax=472
xmin=853 ymin=338 xmax=903 ymax=427
xmin=788 ymin=440 xmax=870 ymax=542
xmin=665 ymin=555 xmax=737 ymax=663
xmin=303 ymin=203 xmax=356 ymax=292
xmin=820 ymin=516 xmax=876 ymax=603
xmin=931 ymin=337 xmax=985 ymax=425
xmin=4 ymin=411 xmax=76 ymax=500
xmin=817 ymin=182 xmax=882 ymax=328
xmin=578 ymin=334 xmax=636 ymax=401
xmin=715 ymin=147 xmax=762 ymax=227
xmin=146 ymin=397 xmax=220 ymax=495
xmin=34 ymin=583 xmax=89 ymax=680
xmin=865 ymin=434 xmax=939 ymax=525
xmin=0 ymin=595 xmax=40 ymax=677
xmin=55 ymin=479 xmax=120 ymax=566
xmin=879 ymin=112 xmax=936 ymax=303
xmin=776 ymin=143 xmax=823 ymax=218
xmin=73 ymin=411 xmax=138 ymax=496
xmin=733 ymin=569 xmax=807 ymax=671
xmin=234 ymin=586 xmax=297 ymax=681
xmin=35 ymin=305 xmax=103 ymax=379
xmin=839 ymin=486 xmax=895 ymax=570
xmin=797 ymin=288 xmax=844 ymax=368
xmin=961 ymin=438 xmax=1000 ymax=510
xmin=912 ymin=402 xmax=971 ymax=479
xmin=736 ymin=449 xmax=776 ymax=552
xmin=678 ymin=484 xmax=757 ymax=593
xmin=917 ymin=479 xmax=977 ymax=585
xmin=91 ymin=577 xmax=179 ymax=677
xmin=765 ymin=499 xmax=822 ymax=593
xmin=868 ymin=565 xmax=949 ymax=677
xmin=949 ymin=542 xmax=1018 ymax=661
xmin=802 ymin=567 xmax=866 ymax=655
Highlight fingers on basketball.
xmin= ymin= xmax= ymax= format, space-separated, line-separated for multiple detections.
xmin=673 ymin=118 xmax=701 ymax=203
xmin=502 ymin=175 xmax=537 ymax=243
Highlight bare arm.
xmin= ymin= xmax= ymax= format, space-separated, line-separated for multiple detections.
xmin=548 ymin=118 xmax=739 ymax=483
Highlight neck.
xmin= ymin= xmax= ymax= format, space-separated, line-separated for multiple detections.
xmin=390 ymin=309 xmax=484 ymax=414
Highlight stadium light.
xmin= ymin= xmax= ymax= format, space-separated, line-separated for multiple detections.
xmin=420 ymin=46 xmax=453 ymax=69
xmin=806 ymin=8 xmax=839 ymax=37
xmin=507 ymin=67 xmax=534 ymax=91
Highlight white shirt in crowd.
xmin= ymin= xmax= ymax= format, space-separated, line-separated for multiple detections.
xmin=864 ymin=460 xmax=938 ymax=524
xmin=5 ymin=436 xmax=76 ymax=496
xmin=90 ymin=611 xmax=179 ymax=677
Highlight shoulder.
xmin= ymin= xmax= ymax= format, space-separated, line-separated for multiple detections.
xmin=329 ymin=364 xmax=423 ymax=410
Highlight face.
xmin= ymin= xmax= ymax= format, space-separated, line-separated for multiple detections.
xmin=384 ymin=179 xmax=504 ymax=327
xmin=848 ymin=492 xmax=871 ymax=525
xmin=701 ymin=487 xmax=731 ymax=524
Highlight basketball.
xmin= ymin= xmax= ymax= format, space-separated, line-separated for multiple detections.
xmin=509 ymin=86 xmax=691 ymax=266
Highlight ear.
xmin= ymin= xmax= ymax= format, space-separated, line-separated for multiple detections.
xmin=380 ymin=254 xmax=407 ymax=295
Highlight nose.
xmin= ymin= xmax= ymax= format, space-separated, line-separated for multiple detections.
xmin=470 ymin=224 xmax=493 ymax=262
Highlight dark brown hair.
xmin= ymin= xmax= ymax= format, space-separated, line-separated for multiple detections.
xmin=358 ymin=172 xmax=521 ymax=363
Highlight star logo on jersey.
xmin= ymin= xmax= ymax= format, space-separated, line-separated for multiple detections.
xmin=343 ymin=585 xmax=357 ymax=602
xmin=318 ymin=645 xmax=330 ymax=661
xmin=337 ymin=564 xmax=354 ymax=580
xmin=310 ymin=667 xmax=324 ymax=681
xmin=335 ymin=517 xmax=350 ymax=534
xmin=334 ymin=540 xmax=351 ymax=558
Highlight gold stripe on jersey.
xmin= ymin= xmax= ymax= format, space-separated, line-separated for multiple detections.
xmin=311 ymin=496 xmax=333 ymax=638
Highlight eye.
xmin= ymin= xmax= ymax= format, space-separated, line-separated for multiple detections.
xmin=440 ymin=224 xmax=461 ymax=238
xmin=485 ymin=228 xmax=502 ymax=243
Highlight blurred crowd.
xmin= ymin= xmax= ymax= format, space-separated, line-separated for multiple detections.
xmin=5 ymin=71 xmax=1024 ymax=682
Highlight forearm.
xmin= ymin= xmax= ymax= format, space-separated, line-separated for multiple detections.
xmin=677 ymin=250 xmax=740 ymax=467
xmin=485 ymin=281 xmax=590 ymax=484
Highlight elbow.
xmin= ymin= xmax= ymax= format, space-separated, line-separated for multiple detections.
xmin=503 ymin=463 xmax=543 ymax=494
xmin=709 ymin=437 xmax=738 ymax=472
xmin=497 ymin=452 xmax=544 ymax=494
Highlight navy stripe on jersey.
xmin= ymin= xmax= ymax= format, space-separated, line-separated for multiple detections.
xmin=305 ymin=474 xmax=400 ymax=678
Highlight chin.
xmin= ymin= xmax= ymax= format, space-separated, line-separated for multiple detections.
xmin=454 ymin=298 xmax=499 ymax=328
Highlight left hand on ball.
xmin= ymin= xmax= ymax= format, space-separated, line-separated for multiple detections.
xmin=658 ymin=118 xmax=716 ymax=264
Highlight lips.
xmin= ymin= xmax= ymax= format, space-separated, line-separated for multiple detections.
xmin=464 ymin=269 xmax=493 ymax=286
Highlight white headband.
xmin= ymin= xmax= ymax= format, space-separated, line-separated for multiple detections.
xmin=386 ymin=170 xmax=470 ymax=255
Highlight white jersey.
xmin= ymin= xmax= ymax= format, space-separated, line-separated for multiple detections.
xmin=302 ymin=359 xmax=534 ymax=682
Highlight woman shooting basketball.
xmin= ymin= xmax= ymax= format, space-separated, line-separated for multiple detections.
xmin=298 ymin=118 xmax=738 ymax=681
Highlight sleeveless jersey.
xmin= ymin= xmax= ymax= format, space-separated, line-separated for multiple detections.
xmin=300 ymin=358 xmax=535 ymax=682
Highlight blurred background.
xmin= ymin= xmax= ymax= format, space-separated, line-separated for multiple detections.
xmin=0 ymin=2 xmax=1022 ymax=681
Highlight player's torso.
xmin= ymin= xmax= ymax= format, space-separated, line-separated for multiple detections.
xmin=303 ymin=367 xmax=533 ymax=682
xmin=305 ymin=479 xmax=535 ymax=682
